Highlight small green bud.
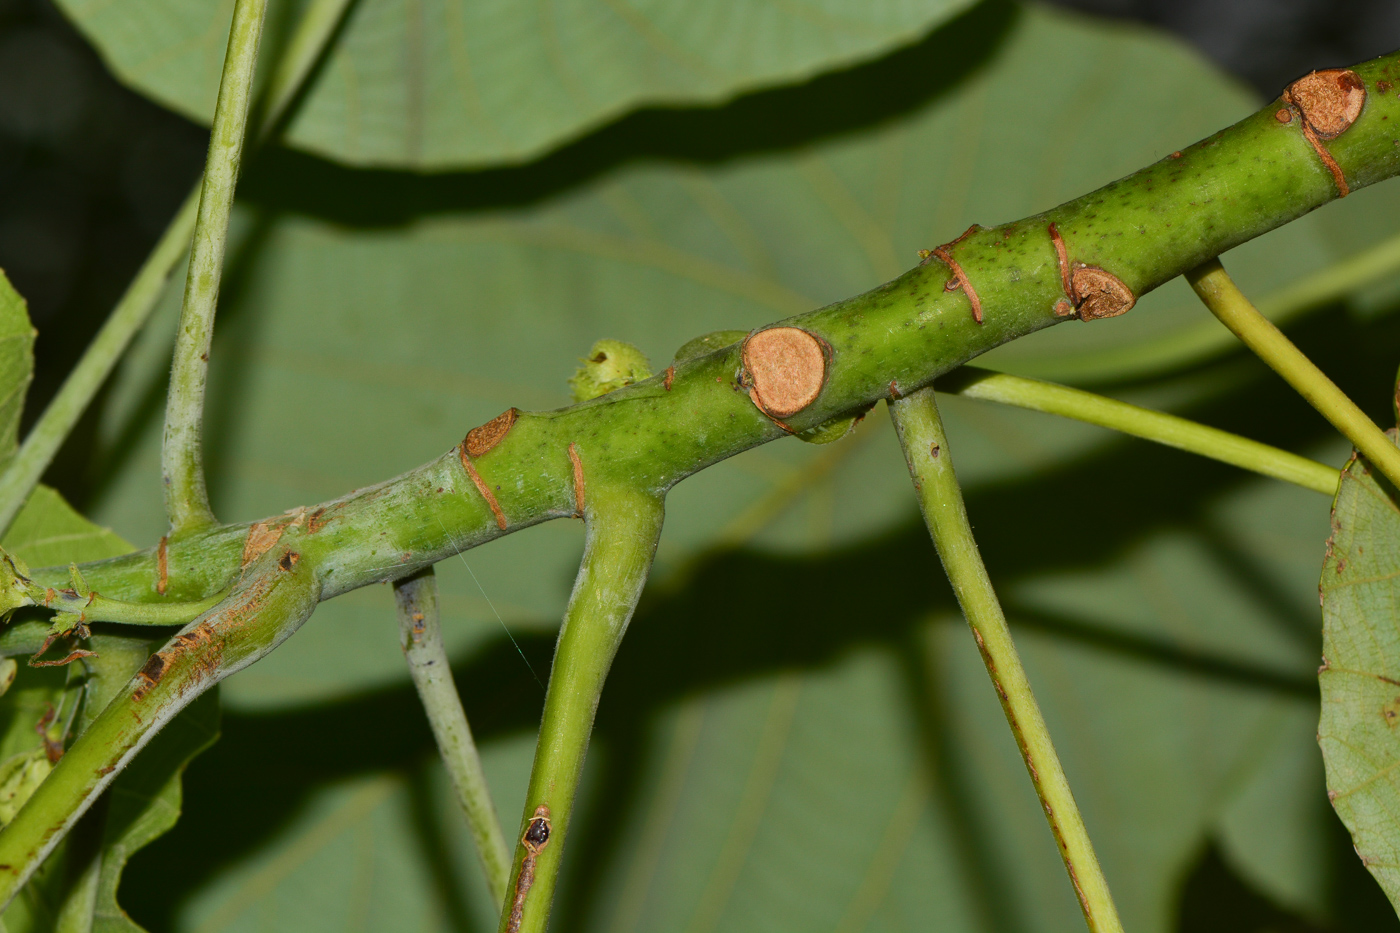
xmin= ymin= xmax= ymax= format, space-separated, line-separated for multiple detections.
xmin=673 ymin=330 xmax=749 ymax=363
xmin=569 ymin=339 xmax=653 ymax=402
xmin=67 ymin=563 xmax=90 ymax=598
xmin=0 ymin=548 xmax=33 ymax=622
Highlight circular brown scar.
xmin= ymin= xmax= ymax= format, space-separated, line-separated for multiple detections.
xmin=741 ymin=327 xmax=827 ymax=419
xmin=464 ymin=408 xmax=518 ymax=458
xmin=1285 ymin=69 xmax=1366 ymax=139
xmin=1071 ymin=266 xmax=1136 ymax=321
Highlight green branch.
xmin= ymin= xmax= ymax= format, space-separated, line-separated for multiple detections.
xmin=0 ymin=550 xmax=320 ymax=910
xmin=1188 ymin=258 xmax=1400 ymax=490
xmin=888 ymin=388 xmax=1122 ymax=933
xmin=25 ymin=51 xmax=1400 ymax=612
xmin=1023 ymin=226 xmax=1400 ymax=384
xmin=938 ymin=367 xmax=1339 ymax=495
xmin=393 ymin=568 xmax=511 ymax=902
xmin=0 ymin=0 xmax=355 ymax=540
xmin=160 ymin=0 xmax=270 ymax=534
xmin=500 ymin=485 xmax=664 ymax=933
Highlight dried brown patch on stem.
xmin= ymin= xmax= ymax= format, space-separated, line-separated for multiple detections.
xmin=1286 ymin=70 xmax=1366 ymax=139
xmin=1047 ymin=222 xmax=1073 ymax=304
xmin=931 ymin=224 xmax=984 ymax=323
xmin=741 ymin=327 xmax=827 ymax=420
xmin=1070 ymin=265 xmax=1136 ymax=320
xmin=889 ymin=379 xmax=901 ymax=400
xmin=156 ymin=536 xmax=169 ymax=595
xmin=507 ymin=805 xmax=553 ymax=933
xmin=568 ymin=443 xmax=585 ymax=517
xmin=1283 ymin=69 xmax=1366 ymax=197
xmin=459 ymin=447 xmax=508 ymax=530
xmin=241 ymin=522 xmax=284 ymax=568
xmin=464 ymin=408 xmax=518 ymax=458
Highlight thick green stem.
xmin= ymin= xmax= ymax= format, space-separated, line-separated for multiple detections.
xmin=28 ymin=50 xmax=1400 ymax=609
xmin=1187 ymin=258 xmax=1400 ymax=490
xmin=888 ymin=388 xmax=1122 ymax=933
xmin=499 ymin=485 xmax=664 ymax=933
xmin=160 ymin=0 xmax=269 ymax=534
xmin=0 ymin=551 xmax=320 ymax=910
xmin=939 ymin=366 xmax=1339 ymax=495
xmin=393 ymin=567 xmax=511 ymax=903
xmin=1025 ymin=226 xmax=1400 ymax=384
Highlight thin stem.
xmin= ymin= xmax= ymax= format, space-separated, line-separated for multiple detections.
xmin=394 ymin=567 xmax=511 ymax=903
xmin=938 ymin=366 xmax=1339 ymax=495
xmin=1188 ymin=258 xmax=1400 ymax=491
xmin=0 ymin=0 xmax=355 ymax=539
xmin=499 ymin=485 xmax=664 ymax=933
xmin=161 ymin=0 xmax=270 ymax=534
xmin=0 ymin=191 xmax=198 ymax=537
xmin=888 ymin=388 xmax=1123 ymax=933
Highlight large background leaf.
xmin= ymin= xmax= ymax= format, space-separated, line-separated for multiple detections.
xmin=53 ymin=0 xmax=977 ymax=169
xmin=71 ymin=1 xmax=1400 ymax=930
xmin=1319 ymin=440 xmax=1400 ymax=913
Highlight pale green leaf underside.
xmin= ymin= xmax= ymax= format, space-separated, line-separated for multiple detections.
xmin=87 ymin=5 xmax=1363 ymax=930
xmin=54 ymin=0 xmax=976 ymax=169
xmin=1320 ymin=438 xmax=1400 ymax=913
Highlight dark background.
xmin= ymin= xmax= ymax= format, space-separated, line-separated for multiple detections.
xmin=4 ymin=0 xmax=1400 ymax=930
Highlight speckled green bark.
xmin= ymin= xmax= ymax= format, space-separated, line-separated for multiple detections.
xmin=39 ymin=50 xmax=1400 ymax=606
xmin=500 ymin=485 xmax=664 ymax=933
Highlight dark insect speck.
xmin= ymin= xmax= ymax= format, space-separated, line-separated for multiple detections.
xmin=524 ymin=818 xmax=550 ymax=847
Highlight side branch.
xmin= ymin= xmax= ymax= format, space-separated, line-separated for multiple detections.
xmin=160 ymin=0 xmax=270 ymax=534
xmin=938 ymin=367 xmax=1340 ymax=495
xmin=888 ymin=388 xmax=1122 ymax=933
xmin=1188 ymin=258 xmax=1400 ymax=491
xmin=394 ymin=568 xmax=510 ymax=901
xmin=500 ymin=484 xmax=665 ymax=933
xmin=0 ymin=0 xmax=357 ymax=538
xmin=0 ymin=548 xmax=320 ymax=909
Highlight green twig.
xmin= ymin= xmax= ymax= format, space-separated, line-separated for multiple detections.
xmin=938 ymin=366 xmax=1339 ymax=495
xmin=393 ymin=567 xmax=511 ymax=903
xmin=1187 ymin=258 xmax=1400 ymax=490
xmin=888 ymin=388 xmax=1123 ymax=933
xmin=0 ymin=0 xmax=354 ymax=540
xmin=160 ymin=0 xmax=270 ymax=534
xmin=500 ymin=484 xmax=664 ymax=933
xmin=1022 ymin=228 xmax=1400 ymax=384
xmin=0 ymin=550 xmax=320 ymax=910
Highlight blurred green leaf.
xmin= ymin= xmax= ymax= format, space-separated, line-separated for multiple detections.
xmin=92 ymin=692 xmax=221 ymax=933
xmin=0 ymin=277 xmax=212 ymax=932
xmin=1319 ymin=437 xmax=1400 ymax=916
xmin=81 ymin=2 xmax=1400 ymax=931
xmin=0 ymin=270 xmax=35 ymax=470
xmin=54 ymin=0 xmax=977 ymax=169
